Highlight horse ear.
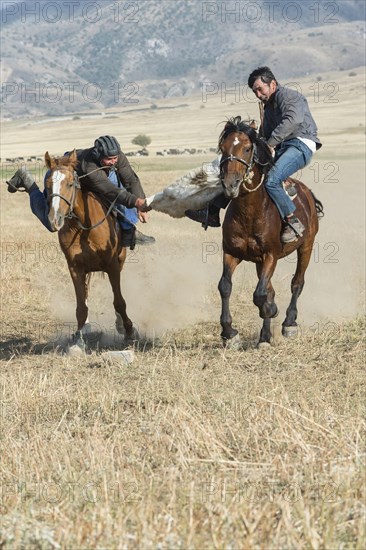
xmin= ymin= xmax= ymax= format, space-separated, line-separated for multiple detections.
xmin=45 ymin=151 xmax=53 ymax=169
xmin=249 ymin=119 xmax=258 ymax=130
xmin=69 ymin=149 xmax=78 ymax=168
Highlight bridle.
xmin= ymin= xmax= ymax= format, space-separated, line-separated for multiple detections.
xmin=48 ymin=167 xmax=124 ymax=231
xmin=48 ymin=171 xmax=81 ymax=219
xmin=219 ymin=141 xmax=265 ymax=193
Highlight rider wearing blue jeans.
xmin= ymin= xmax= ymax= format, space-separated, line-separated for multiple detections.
xmin=8 ymin=136 xmax=155 ymax=247
xmin=186 ymin=66 xmax=322 ymax=243
xmin=264 ymin=138 xmax=313 ymax=221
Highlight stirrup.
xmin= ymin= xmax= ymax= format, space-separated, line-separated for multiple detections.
xmin=281 ymin=218 xmax=305 ymax=244
xmin=287 ymin=220 xmax=304 ymax=238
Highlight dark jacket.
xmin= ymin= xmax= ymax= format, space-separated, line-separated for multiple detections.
xmin=261 ymin=85 xmax=322 ymax=150
xmin=75 ymin=148 xmax=145 ymax=208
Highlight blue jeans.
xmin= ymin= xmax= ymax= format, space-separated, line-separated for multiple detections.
xmin=30 ymin=187 xmax=54 ymax=232
xmin=108 ymin=170 xmax=138 ymax=230
xmin=265 ymin=139 xmax=313 ymax=219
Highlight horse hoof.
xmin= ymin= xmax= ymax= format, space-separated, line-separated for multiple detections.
xmin=67 ymin=331 xmax=86 ymax=355
xmin=66 ymin=330 xmax=86 ymax=357
xmin=256 ymin=341 xmax=271 ymax=350
xmin=80 ymin=323 xmax=102 ymax=345
xmin=126 ymin=327 xmax=140 ymax=343
xmin=81 ymin=322 xmax=92 ymax=334
xmin=67 ymin=343 xmax=85 ymax=356
xmin=222 ymin=333 xmax=241 ymax=350
xmin=282 ymin=325 xmax=298 ymax=338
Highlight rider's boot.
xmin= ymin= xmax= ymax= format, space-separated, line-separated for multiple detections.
xmin=281 ymin=216 xmax=305 ymax=244
xmin=135 ymin=229 xmax=156 ymax=245
xmin=185 ymin=204 xmax=221 ymax=229
xmin=7 ymin=167 xmax=38 ymax=193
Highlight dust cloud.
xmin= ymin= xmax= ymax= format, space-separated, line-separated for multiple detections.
xmin=89 ymin=231 xmax=220 ymax=339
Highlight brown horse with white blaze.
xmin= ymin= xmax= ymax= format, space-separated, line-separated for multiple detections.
xmin=45 ymin=150 xmax=136 ymax=349
xmin=218 ymin=117 xmax=324 ymax=347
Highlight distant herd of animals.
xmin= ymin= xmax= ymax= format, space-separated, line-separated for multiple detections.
xmin=3 ymin=156 xmax=44 ymax=164
xmin=3 ymin=148 xmax=218 ymax=164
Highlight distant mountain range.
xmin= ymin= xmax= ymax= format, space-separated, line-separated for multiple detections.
xmin=1 ymin=0 xmax=365 ymax=118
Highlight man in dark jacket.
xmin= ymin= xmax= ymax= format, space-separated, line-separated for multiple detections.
xmin=8 ymin=135 xmax=155 ymax=246
xmin=186 ymin=66 xmax=322 ymax=243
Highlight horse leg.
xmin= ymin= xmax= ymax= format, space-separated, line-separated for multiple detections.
xmin=68 ymin=267 xmax=89 ymax=352
xmin=84 ymin=273 xmax=92 ymax=325
xmin=107 ymin=265 xmax=135 ymax=340
xmin=68 ymin=267 xmax=89 ymax=330
xmin=118 ymin=246 xmax=128 ymax=272
xmin=282 ymin=242 xmax=313 ymax=337
xmin=253 ymin=257 xmax=278 ymax=346
xmin=218 ymin=253 xmax=241 ymax=344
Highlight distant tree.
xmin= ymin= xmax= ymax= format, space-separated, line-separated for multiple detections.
xmin=132 ymin=134 xmax=152 ymax=148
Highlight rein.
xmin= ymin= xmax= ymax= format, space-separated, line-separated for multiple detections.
xmin=220 ymin=143 xmax=264 ymax=193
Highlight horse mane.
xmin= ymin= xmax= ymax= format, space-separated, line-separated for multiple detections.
xmin=217 ymin=116 xmax=274 ymax=169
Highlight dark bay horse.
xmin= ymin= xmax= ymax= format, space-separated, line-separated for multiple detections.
xmin=44 ymin=150 xmax=136 ymax=350
xmin=218 ymin=117 xmax=324 ymax=347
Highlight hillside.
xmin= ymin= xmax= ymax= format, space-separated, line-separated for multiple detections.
xmin=1 ymin=0 xmax=365 ymax=118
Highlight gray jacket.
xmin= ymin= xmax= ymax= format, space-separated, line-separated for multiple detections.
xmin=261 ymin=85 xmax=322 ymax=150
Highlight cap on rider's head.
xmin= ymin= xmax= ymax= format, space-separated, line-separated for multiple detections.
xmin=93 ymin=136 xmax=121 ymax=160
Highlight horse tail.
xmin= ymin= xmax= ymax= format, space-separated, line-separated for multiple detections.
xmin=310 ymin=190 xmax=324 ymax=219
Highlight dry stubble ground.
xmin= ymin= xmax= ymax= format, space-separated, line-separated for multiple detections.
xmin=1 ymin=74 xmax=366 ymax=548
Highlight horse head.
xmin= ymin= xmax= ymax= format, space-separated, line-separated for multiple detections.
xmin=218 ymin=116 xmax=272 ymax=199
xmin=45 ymin=150 xmax=79 ymax=231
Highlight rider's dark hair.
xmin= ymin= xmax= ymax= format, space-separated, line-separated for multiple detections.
xmin=92 ymin=135 xmax=121 ymax=161
xmin=248 ymin=66 xmax=278 ymax=89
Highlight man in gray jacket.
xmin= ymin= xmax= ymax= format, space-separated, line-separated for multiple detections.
xmin=186 ymin=66 xmax=322 ymax=243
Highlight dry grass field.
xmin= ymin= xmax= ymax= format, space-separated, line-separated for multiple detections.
xmin=0 ymin=69 xmax=365 ymax=548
